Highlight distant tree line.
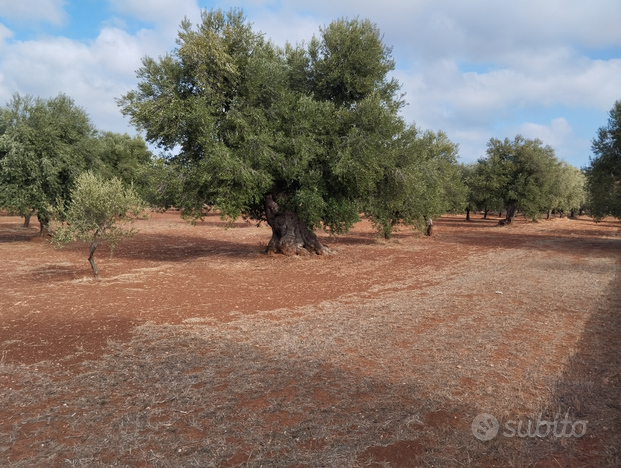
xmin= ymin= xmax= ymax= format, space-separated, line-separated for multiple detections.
xmin=460 ymin=99 xmax=621 ymax=225
xmin=0 ymin=93 xmax=151 ymax=231
xmin=462 ymin=136 xmax=587 ymax=224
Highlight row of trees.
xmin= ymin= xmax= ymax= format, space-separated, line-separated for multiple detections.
xmin=463 ymin=136 xmax=587 ymax=223
xmin=0 ymin=93 xmax=149 ymax=275
xmin=584 ymin=100 xmax=621 ymax=221
xmin=0 ymin=93 xmax=151 ymax=233
xmin=0 ymin=9 xmax=617 ymax=275
xmin=463 ymin=99 xmax=621 ymax=225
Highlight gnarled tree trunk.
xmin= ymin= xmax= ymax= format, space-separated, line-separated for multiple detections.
xmin=505 ymin=201 xmax=517 ymax=224
xmin=23 ymin=209 xmax=35 ymax=228
xmin=499 ymin=201 xmax=517 ymax=226
xmin=38 ymin=212 xmax=50 ymax=236
xmin=264 ymin=194 xmax=332 ymax=256
xmin=465 ymin=207 xmax=470 ymax=221
xmin=483 ymin=208 xmax=488 ymax=219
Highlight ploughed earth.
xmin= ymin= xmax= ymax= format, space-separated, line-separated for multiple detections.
xmin=0 ymin=211 xmax=620 ymax=467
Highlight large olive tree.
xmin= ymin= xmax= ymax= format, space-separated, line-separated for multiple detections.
xmin=119 ymin=9 xmax=453 ymax=254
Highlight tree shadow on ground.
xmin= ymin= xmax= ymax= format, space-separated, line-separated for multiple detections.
xmin=80 ymin=232 xmax=389 ymax=261
xmin=5 ymin=302 xmax=618 ymax=467
xmin=436 ymin=223 xmax=620 ymax=257
xmin=54 ymin=233 xmax=261 ymax=263
xmin=0 ymin=318 xmax=525 ymax=468
xmin=564 ymin=217 xmax=619 ymax=228
xmin=536 ymin=253 xmax=621 ymax=466
xmin=0 ymin=223 xmax=39 ymax=243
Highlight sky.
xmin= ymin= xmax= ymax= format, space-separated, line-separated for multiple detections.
xmin=0 ymin=0 xmax=619 ymax=167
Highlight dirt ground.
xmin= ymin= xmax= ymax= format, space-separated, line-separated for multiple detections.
xmin=0 ymin=211 xmax=620 ymax=467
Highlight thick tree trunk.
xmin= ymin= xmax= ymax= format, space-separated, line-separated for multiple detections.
xmin=547 ymin=209 xmax=551 ymax=219
xmin=465 ymin=208 xmax=470 ymax=221
xmin=483 ymin=209 xmax=488 ymax=219
xmin=505 ymin=201 xmax=517 ymax=224
xmin=570 ymin=209 xmax=575 ymax=218
xmin=23 ymin=209 xmax=35 ymax=228
xmin=425 ymin=217 xmax=433 ymax=236
xmin=264 ymin=194 xmax=332 ymax=256
xmin=499 ymin=202 xmax=517 ymax=226
xmin=38 ymin=212 xmax=50 ymax=236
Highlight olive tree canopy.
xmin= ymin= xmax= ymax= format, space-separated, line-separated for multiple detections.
xmin=0 ymin=93 xmax=96 ymax=233
xmin=119 ymin=9 xmax=459 ymax=254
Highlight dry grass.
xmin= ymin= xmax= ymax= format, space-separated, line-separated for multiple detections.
xmin=1 ymin=226 xmax=620 ymax=467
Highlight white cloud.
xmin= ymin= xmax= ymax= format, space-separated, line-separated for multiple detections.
xmin=391 ymin=52 xmax=620 ymax=165
xmin=107 ymin=0 xmax=201 ymax=28
xmin=0 ymin=0 xmax=616 ymax=168
xmin=0 ymin=22 xmax=12 ymax=46
xmin=230 ymin=0 xmax=621 ymax=61
xmin=504 ymin=118 xmax=591 ymax=163
xmin=0 ymin=0 xmax=66 ymax=26
xmin=516 ymin=118 xmax=573 ymax=146
xmin=0 ymin=26 xmax=166 ymax=133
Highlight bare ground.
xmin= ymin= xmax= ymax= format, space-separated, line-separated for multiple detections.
xmin=0 ymin=211 xmax=620 ymax=467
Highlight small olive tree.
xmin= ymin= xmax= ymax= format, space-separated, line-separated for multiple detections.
xmin=52 ymin=171 xmax=144 ymax=277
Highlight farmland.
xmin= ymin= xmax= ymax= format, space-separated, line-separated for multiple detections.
xmin=1 ymin=212 xmax=620 ymax=467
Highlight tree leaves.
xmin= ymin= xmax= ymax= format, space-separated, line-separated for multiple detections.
xmin=119 ymin=8 xmax=408 ymax=236
xmin=585 ymin=100 xmax=621 ymax=220
xmin=51 ymin=172 xmax=145 ymax=276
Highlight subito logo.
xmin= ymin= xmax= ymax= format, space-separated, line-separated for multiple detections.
xmin=472 ymin=413 xmax=499 ymax=441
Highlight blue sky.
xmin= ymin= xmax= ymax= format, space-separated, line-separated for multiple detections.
xmin=0 ymin=0 xmax=619 ymax=167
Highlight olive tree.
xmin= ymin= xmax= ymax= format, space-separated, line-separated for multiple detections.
xmin=0 ymin=93 xmax=96 ymax=233
xmin=92 ymin=132 xmax=153 ymax=189
xmin=51 ymin=172 xmax=144 ymax=277
xmin=552 ymin=163 xmax=586 ymax=218
xmin=463 ymin=161 xmax=504 ymax=219
xmin=119 ymin=9 xmax=428 ymax=255
xmin=585 ymin=100 xmax=621 ymax=220
xmin=363 ymin=127 xmax=465 ymax=238
xmin=482 ymin=136 xmax=559 ymax=223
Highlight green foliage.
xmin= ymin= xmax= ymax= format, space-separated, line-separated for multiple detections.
xmin=91 ymin=132 xmax=153 ymax=189
xmin=469 ymin=135 xmax=586 ymax=222
xmin=118 ymin=8 xmax=423 ymax=237
xmin=0 ymin=93 xmax=96 ymax=223
xmin=462 ymin=161 xmax=504 ymax=214
xmin=0 ymin=93 xmax=153 ymax=234
xmin=585 ymin=100 xmax=621 ymax=220
xmin=363 ymin=128 xmax=466 ymax=238
xmin=546 ymin=162 xmax=586 ymax=215
xmin=52 ymin=172 xmax=144 ymax=276
xmin=481 ymin=136 xmax=561 ymax=220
